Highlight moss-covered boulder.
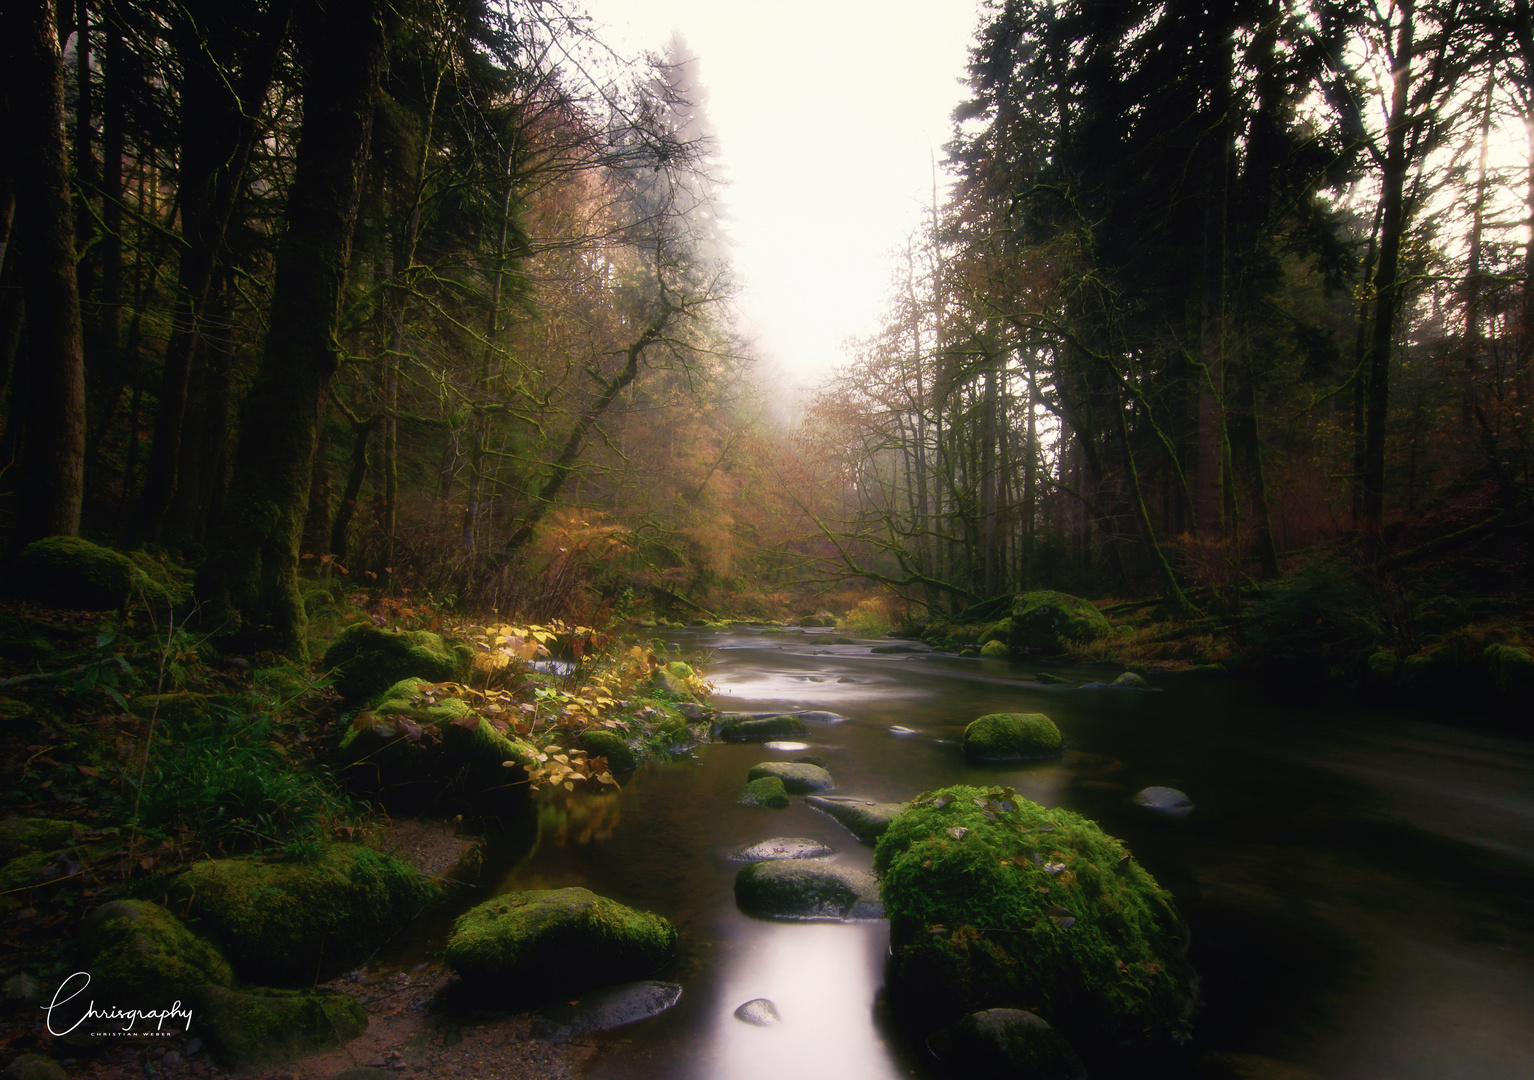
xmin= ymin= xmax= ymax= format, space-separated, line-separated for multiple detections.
xmin=322 ymin=623 xmax=472 ymax=705
xmin=738 ymin=776 xmax=790 ymax=807
xmin=577 ymin=729 xmax=639 ymax=774
xmin=733 ymin=860 xmax=882 ymax=920
xmin=77 ymin=900 xmax=233 ymax=1002
xmin=979 ymin=639 xmax=1010 ymax=658
xmin=444 ymin=887 xmax=676 ymax=996
xmin=198 ymin=986 xmax=366 ymax=1068
xmin=804 ymin=796 xmax=908 ymax=842
xmin=962 ymin=713 xmax=1063 ymax=760
xmin=926 ymin=1008 xmax=1086 ymax=1079
xmin=1008 ymin=592 xmax=1112 ymax=653
xmin=978 ymin=619 xmax=1012 ymax=646
xmin=875 ymin=785 xmax=1194 ymax=1050
xmin=336 ymin=678 xmax=537 ymax=813
xmin=7 ymin=536 xmax=137 ymax=610
xmin=167 ymin=844 xmax=441 ymax=987
xmin=1485 ymin=643 xmax=1534 ymax=699
xmin=716 ymin=714 xmax=809 ymax=742
xmin=747 ymin=762 xmax=834 ymax=793
xmin=0 ymin=818 xmax=76 ymax=859
xmin=649 ymin=661 xmax=700 ymax=702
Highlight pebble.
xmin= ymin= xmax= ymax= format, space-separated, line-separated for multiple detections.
xmin=734 ymin=998 xmax=781 ymax=1026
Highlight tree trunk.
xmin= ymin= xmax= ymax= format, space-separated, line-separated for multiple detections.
xmin=195 ymin=0 xmax=385 ymax=656
xmin=3 ymin=0 xmax=87 ymax=549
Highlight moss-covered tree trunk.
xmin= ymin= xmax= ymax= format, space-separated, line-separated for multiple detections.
xmin=2 ymin=0 xmax=87 ymax=549
xmin=195 ymin=0 xmax=386 ymax=656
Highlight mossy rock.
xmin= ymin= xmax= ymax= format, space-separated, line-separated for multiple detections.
xmin=804 ymin=796 xmax=908 ymax=841
xmin=1008 ymin=592 xmax=1112 ymax=653
xmin=738 ymin=776 xmax=790 ymax=808
xmin=0 ymin=818 xmax=76 ymax=860
xmin=198 ymin=985 xmax=366 ymax=1068
xmin=8 ymin=536 xmax=136 ymax=610
xmin=1484 ymin=643 xmax=1534 ymax=699
xmin=1036 ymin=671 xmax=1069 ymax=685
xmin=576 ymin=729 xmax=638 ymax=774
xmin=444 ymin=887 xmax=677 ymax=996
xmin=979 ymin=639 xmax=1010 ymax=658
xmin=167 ymin=844 xmax=441 ymax=987
xmin=733 ymin=860 xmax=882 ymax=920
xmin=77 ymin=900 xmax=233 ymax=1002
xmin=716 ymin=715 xmax=809 ymax=742
xmin=927 ymin=1008 xmax=1086 ymax=1079
xmin=747 ymin=762 xmax=834 ymax=793
xmin=1 ymin=1054 xmax=67 ymax=1080
xmin=129 ymin=693 xmax=209 ymax=726
xmin=321 ymin=623 xmax=472 ymax=705
xmin=336 ymin=678 xmax=536 ymax=813
xmin=962 ymin=713 xmax=1063 ymax=761
xmin=1112 ymin=671 xmax=1149 ymax=689
xmin=978 ymin=619 xmax=1013 ymax=646
xmin=650 ymin=667 xmax=697 ymax=701
xmin=875 ymin=785 xmax=1194 ymax=1050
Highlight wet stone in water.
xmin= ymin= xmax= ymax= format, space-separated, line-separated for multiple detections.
xmin=728 ymin=837 xmax=835 ymax=862
xmin=734 ymin=997 xmax=782 ymax=1026
xmin=530 ymin=981 xmax=683 ymax=1042
xmin=762 ymin=741 xmax=810 ymax=752
xmin=1133 ymin=786 xmax=1194 ymax=817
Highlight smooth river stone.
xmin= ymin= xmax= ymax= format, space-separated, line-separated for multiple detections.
xmin=1133 ymin=786 xmax=1194 ymax=817
xmin=762 ymin=741 xmax=810 ymax=752
xmin=804 ymin=795 xmax=908 ymax=842
xmin=530 ymin=981 xmax=682 ymax=1042
xmin=727 ymin=837 xmax=835 ymax=862
xmin=734 ymin=998 xmax=781 ymax=1026
xmin=747 ymin=761 xmax=834 ymax=793
xmin=734 ymin=860 xmax=883 ymax=921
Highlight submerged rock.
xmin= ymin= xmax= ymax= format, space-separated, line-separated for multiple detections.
xmin=530 ymin=980 xmax=682 ymax=1042
xmin=1036 ymin=671 xmax=1069 ymax=685
xmin=198 ymin=985 xmax=366 ymax=1068
xmin=926 ymin=1008 xmax=1086 ymax=1080
xmin=876 ymin=784 xmax=1195 ymax=1050
xmin=733 ymin=998 xmax=781 ymax=1026
xmin=166 ymin=844 xmax=440 ymax=987
xmin=77 ymin=900 xmax=233 ymax=1003
xmin=733 ymin=860 xmax=883 ymax=920
xmin=961 ymin=713 xmax=1063 ymax=760
xmin=805 ymin=796 xmax=908 ymax=842
xmin=1008 ymin=591 xmax=1112 ymax=653
xmin=727 ymin=837 xmax=835 ymax=862
xmin=322 ymin=623 xmax=472 ymax=705
xmin=747 ymin=762 xmax=834 ymax=793
xmin=738 ymin=776 xmax=791 ymax=808
xmin=1134 ymin=786 xmax=1194 ymax=817
xmin=717 ymin=715 xmax=810 ymax=742
xmin=445 ymin=887 xmax=676 ymax=997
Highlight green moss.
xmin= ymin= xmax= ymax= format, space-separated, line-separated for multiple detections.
xmin=875 ymin=785 xmax=1194 ymax=1048
xmin=747 ymin=762 xmax=834 ymax=793
xmin=0 ymin=818 xmax=76 ymax=859
xmin=321 ymin=624 xmax=472 ymax=705
xmin=167 ymin=844 xmax=441 ymax=986
xmin=1 ymin=1054 xmax=66 ymax=1080
xmin=129 ymin=693 xmax=209 ymax=726
xmin=1484 ymin=643 xmax=1534 ymax=699
xmin=444 ymin=887 xmax=677 ymax=995
xmin=78 ymin=900 xmax=233 ymax=1000
xmin=577 ymin=729 xmax=638 ymax=774
xmin=716 ymin=715 xmax=809 ymax=742
xmin=980 ymin=639 xmax=1010 ymax=658
xmin=962 ymin=714 xmax=1063 ymax=760
xmin=9 ymin=536 xmax=137 ymax=610
xmin=197 ymin=985 xmax=366 ymax=1067
xmin=1367 ymin=649 xmax=1399 ymax=679
xmin=978 ymin=619 xmax=1013 ymax=646
xmin=1036 ymin=671 xmax=1069 ymax=685
xmin=1008 ymin=592 xmax=1113 ymax=653
xmin=738 ymin=776 xmax=791 ymax=807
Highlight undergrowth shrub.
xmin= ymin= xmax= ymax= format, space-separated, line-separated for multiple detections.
xmin=1242 ymin=560 xmax=1376 ymax=672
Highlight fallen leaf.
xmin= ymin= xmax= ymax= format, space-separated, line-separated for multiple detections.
xmin=946 ymin=826 xmax=969 ymax=840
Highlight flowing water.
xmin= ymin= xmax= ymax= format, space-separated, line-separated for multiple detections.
xmin=402 ymin=625 xmax=1534 ymax=1079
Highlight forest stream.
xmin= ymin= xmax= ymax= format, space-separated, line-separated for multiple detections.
xmin=379 ymin=625 xmax=1534 ymax=1080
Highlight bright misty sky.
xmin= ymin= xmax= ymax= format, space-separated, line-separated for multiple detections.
xmin=577 ymin=1 xmax=983 ymax=387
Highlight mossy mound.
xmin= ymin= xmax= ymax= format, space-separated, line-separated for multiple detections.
xmin=738 ymin=776 xmax=790 ymax=807
xmin=7 ymin=536 xmax=137 ymax=610
xmin=198 ymin=985 xmax=366 ymax=1068
xmin=804 ymin=796 xmax=908 ymax=841
xmin=978 ymin=618 xmax=1013 ymax=646
xmin=875 ymin=785 xmax=1194 ymax=1050
xmin=962 ymin=714 xmax=1063 ymax=760
xmin=576 ymin=729 xmax=638 ymax=774
xmin=649 ymin=661 xmax=699 ymax=702
xmin=167 ymin=844 xmax=441 ymax=987
xmin=1008 ymin=592 xmax=1112 ymax=653
xmin=734 ymin=860 xmax=882 ymax=920
xmin=747 ymin=761 xmax=834 ymax=793
xmin=322 ymin=623 xmax=472 ymax=705
xmin=77 ymin=900 xmax=233 ymax=1002
xmin=716 ymin=715 xmax=809 ymax=742
xmin=980 ymin=639 xmax=1010 ymax=658
xmin=444 ymin=887 xmax=677 ymax=997
xmin=0 ymin=818 xmax=76 ymax=859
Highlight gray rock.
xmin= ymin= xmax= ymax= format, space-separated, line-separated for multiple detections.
xmin=926 ymin=1009 xmax=1086 ymax=1080
xmin=733 ymin=998 xmax=781 ymax=1026
xmin=717 ymin=715 xmax=809 ymax=742
xmin=530 ymin=981 xmax=682 ymax=1042
xmin=160 ymin=1052 xmax=182 ymax=1068
xmin=795 ymin=711 xmax=847 ymax=723
xmin=804 ymin=795 xmax=908 ymax=842
xmin=184 ymin=1038 xmax=202 ymax=1056
xmin=2 ymin=1054 xmax=67 ymax=1080
xmin=727 ymin=837 xmax=835 ymax=862
xmin=1134 ymin=786 xmax=1194 ymax=817
xmin=747 ymin=762 xmax=834 ymax=793
xmin=888 ymin=725 xmax=918 ymax=735
xmin=734 ymin=860 xmax=883 ymax=920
